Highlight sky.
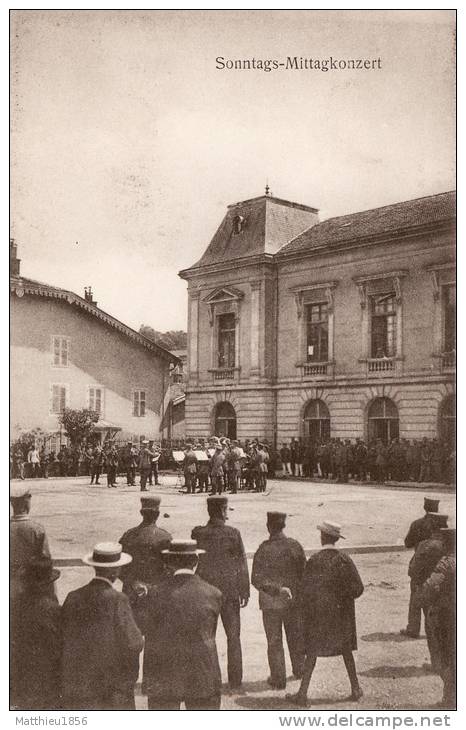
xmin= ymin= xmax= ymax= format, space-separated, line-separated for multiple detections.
xmin=10 ymin=9 xmax=455 ymax=332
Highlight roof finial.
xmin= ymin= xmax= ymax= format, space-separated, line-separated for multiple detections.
xmin=265 ymin=182 xmax=270 ymax=196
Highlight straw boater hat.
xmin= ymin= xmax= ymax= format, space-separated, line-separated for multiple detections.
xmin=317 ymin=520 xmax=346 ymax=540
xmin=162 ymin=539 xmax=205 ymax=556
xmin=83 ymin=542 xmax=132 ymax=568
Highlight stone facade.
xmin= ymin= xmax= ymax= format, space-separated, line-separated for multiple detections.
xmin=179 ymin=191 xmax=455 ymax=446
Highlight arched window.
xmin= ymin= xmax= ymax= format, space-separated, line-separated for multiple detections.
xmin=368 ymin=397 xmax=399 ymax=443
xmin=439 ymin=395 xmax=455 ymax=449
xmin=214 ymin=401 xmax=237 ymax=439
xmin=303 ymin=399 xmax=330 ymax=443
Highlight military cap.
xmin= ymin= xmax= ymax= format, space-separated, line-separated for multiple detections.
xmin=141 ymin=439 xmax=149 ymax=445
xmin=267 ymin=511 xmax=286 ymax=521
xmin=424 ymin=497 xmax=440 ymax=513
xmin=162 ymin=539 xmax=205 ymax=556
xmin=10 ymin=484 xmax=31 ymax=500
xmin=317 ymin=520 xmax=346 ymax=540
xmin=207 ymin=495 xmax=228 ymax=507
xmin=140 ymin=495 xmax=162 ymax=510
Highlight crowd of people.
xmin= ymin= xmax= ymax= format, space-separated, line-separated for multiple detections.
xmin=10 ymin=487 xmax=455 ymax=711
xmin=10 ymin=434 xmax=455 ymax=487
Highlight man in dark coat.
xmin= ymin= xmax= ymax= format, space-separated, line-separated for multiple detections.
xmin=209 ymin=443 xmax=226 ymax=495
xmin=421 ymin=528 xmax=456 ymax=708
xmin=139 ymin=440 xmax=152 ymax=491
xmin=143 ymin=539 xmax=223 ymax=710
xmin=401 ymin=496 xmax=439 ymax=637
xmin=287 ymin=520 xmax=364 ymax=707
xmin=124 ymin=441 xmax=138 ymax=486
xmin=192 ymin=496 xmax=249 ymax=689
xmin=409 ymin=513 xmax=448 ymax=671
xmin=61 ymin=543 xmax=143 ymax=710
xmin=252 ymin=511 xmax=306 ymax=689
xmin=10 ymin=485 xmax=51 ymax=604
xmin=183 ymin=443 xmax=198 ymax=494
xmin=119 ymin=494 xmax=172 ymax=631
xmin=90 ymin=445 xmax=103 ymax=485
xmin=10 ymin=558 xmax=62 ymax=710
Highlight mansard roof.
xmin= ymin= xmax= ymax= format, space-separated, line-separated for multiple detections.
xmin=279 ymin=191 xmax=456 ymax=256
xmin=10 ymin=274 xmax=179 ymax=364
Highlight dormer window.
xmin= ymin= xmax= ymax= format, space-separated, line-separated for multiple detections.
xmin=232 ymin=215 xmax=245 ymax=235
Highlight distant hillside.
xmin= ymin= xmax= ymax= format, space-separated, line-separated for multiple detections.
xmin=139 ymin=326 xmax=187 ymax=351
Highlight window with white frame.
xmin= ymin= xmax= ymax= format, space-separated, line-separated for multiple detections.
xmin=133 ymin=390 xmax=146 ymax=417
xmin=52 ymin=336 xmax=70 ymax=367
xmin=306 ymin=302 xmax=329 ymax=362
xmin=50 ymin=384 xmax=68 ymax=414
xmin=88 ymin=386 xmax=103 ymax=414
xmin=370 ymin=293 xmax=397 ymax=357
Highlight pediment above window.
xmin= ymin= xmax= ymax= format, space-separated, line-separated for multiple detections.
xmin=203 ymin=286 xmax=245 ymax=304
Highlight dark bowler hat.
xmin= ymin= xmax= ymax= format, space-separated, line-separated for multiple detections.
xmin=162 ymin=539 xmax=205 ymax=556
xmin=25 ymin=557 xmax=60 ymax=586
xmin=430 ymin=513 xmax=449 ymax=528
xmin=424 ymin=497 xmax=440 ymax=513
xmin=207 ymin=495 xmax=228 ymax=507
xmin=83 ymin=542 xmax=132 ymax=568
xmin=267 ymin=511 xmax=287 ymax=526
xmin=141 ymin=495 xmax=162 ymax=510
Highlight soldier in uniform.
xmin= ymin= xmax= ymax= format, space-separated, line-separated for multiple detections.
xmin=124 ymin=441 xmax=139 ymax=486
xmin=139 ymin=439 xmax=152 ymax=491
xmin=90 ymin=444 xmax=103 ymax=485
xmin=409 ymin=513 xmax=449 ymax=671
xmin=209 ymin=443 xmax=226 ymax=495
xmin=105 ymin=443 xmax=119 ymax=488
xmin=119 ymin=494 xmax=172 ymax=632
xmin=61 ymin=542 xmax=143 ymax=710
xmin=143 ymin=539 xmax=223 ymax=710
xmin=147 ymin=440 xmax=160 ymax=486
xmin=421 ymin=528 xmax=456 ymax=708
xmin=192 ymin=496 xmax=249 ymax=689
xmin=287 ymin=520 xmax=364 ymax=707
xmin=183 ymin=443 xmax=198 ymax=494
xmin=401 ymin=496 xmax=439 ymax=637
xmin=10 ymin=485 xmax=51 ymax=604
xmin=252 ymin=511 xmax=306 ymax=690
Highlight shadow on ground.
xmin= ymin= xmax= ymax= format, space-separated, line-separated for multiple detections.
xmin=360 ymin=665 xmax=430 ymax=678
xmin=361 ymin=632 xmax=425 ymax=643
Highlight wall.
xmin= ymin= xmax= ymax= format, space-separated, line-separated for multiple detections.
xmin=10 ymin=294 xmax=171 ymax=440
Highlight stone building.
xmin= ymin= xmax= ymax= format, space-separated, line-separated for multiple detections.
xmin=10 ymin=241 xmax=178 ymax=447
xmin=179 ymin=189 xmax=455 ymax=448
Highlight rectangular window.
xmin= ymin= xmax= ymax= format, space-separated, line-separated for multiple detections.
xmin=88 ymin=387 xmax=103 ymax=414
xmin=370 ymin=294 xmax=396 ymax=357
xmin=305 ymin=303 xmax=328 ymax=362
xmin=133 ymin=390 xmax=146 ymax=417
xmin=52 ymin=336 xmax=69 ymax=367
xmin=443 ymin=284 xmax=456 ymax=353
xmin=50 ymin=384 xmax=67 ymax=414
xmin=217 ymin=313 xmax=236 ymax=368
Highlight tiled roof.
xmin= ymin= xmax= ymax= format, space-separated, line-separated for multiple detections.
xmin=10 ymin=274 xmax=178 ymax=363
xmin=279 ymin=191 xmax=456 ymax=256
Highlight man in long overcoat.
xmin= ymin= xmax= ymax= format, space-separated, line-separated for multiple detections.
xmin=119 ymin=494 xmax=172 ymax=631
xmin=401 ymin=496 xmax=439 ymax=637
xmin=143 ymin=539 xmax=223 ymax=710
xmin=408 ymin=513 xmax=448 ymax=670
xmin=287 ymin=520 xmax=364 ymax=707
xmin=192 ymin=496 xmax=249 ymax=689
xmin=10 ymin=485 xmax=51 ymax=604
xmin=10 ymin=558 xmax=62 ymax=710
xmin=61 ymin=543 xmax=143 ymax=710
xmin=421 ymin=528 xmax=456 ymax=708
xmin=209 ymin=443 xmax=226 ymax=494
xmin=252 ymin=511 xmax=306 ymax=689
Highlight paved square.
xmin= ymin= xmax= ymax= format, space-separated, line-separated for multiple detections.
xmin=15 ymin=476 xmax=456 ymax=710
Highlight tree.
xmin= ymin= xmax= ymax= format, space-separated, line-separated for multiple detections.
xmin=59 ymin=408 xmax=100 ymax=447
xmin=139 ymin=325 xmax=187 ymax=350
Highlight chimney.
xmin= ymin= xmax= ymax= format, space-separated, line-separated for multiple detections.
xmin=84 ymin=286 xmax=97 ymax=307
xmin=10 ymin=238 xmax=20 ymax=276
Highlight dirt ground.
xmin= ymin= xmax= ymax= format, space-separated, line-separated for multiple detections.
xmin=15 ymin=476 xmax=456 ymax=710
